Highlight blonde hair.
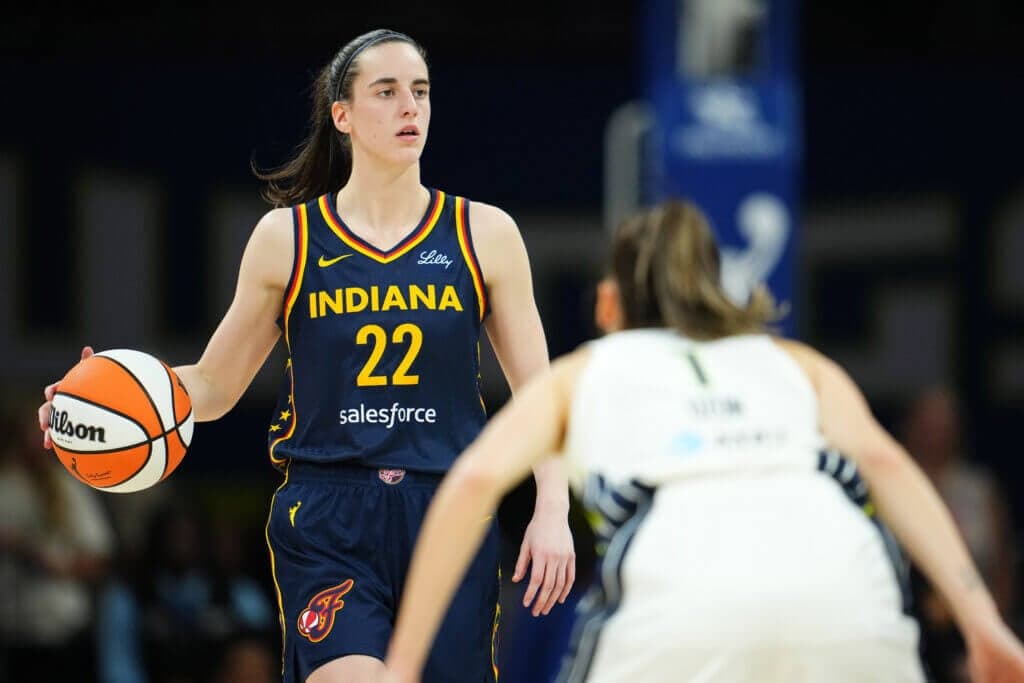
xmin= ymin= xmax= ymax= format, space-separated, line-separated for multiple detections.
xmin=610 ymin=199 xmax=783 ymax=339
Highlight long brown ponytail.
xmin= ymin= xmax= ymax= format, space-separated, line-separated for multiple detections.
xmin=253 ymin=29 xmax=426 ymax=208
xmin=610 ymin=199 xmax=783 ymax=339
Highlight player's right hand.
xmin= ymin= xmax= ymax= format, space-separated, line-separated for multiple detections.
xmin=966 ymin=615 xmax=1024 ymax=682
xmin=38 ymin=346 xmax=94 ymax=449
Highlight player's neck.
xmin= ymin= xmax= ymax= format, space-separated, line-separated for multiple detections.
xmin=337 ymin=165 xmax=428 ymax=237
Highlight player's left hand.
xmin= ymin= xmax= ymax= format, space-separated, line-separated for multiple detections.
xmin=514 ymin=505 xmax=575 ymax=616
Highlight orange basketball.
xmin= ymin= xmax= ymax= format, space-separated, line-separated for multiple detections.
xmin=49 ymin=349 xmax=194 ymax=493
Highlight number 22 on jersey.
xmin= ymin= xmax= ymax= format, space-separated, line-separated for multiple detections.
xmin=356 ymin=323 xmax=423 ymax=386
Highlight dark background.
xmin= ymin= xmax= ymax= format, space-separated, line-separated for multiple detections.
xmin=4 ymin=0 xmax=1023 ymax=502
xmin=2 ymin=1 xmax=1024 ymax=680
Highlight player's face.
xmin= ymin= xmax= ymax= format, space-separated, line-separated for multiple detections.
xmin=337 ymin=42 xmax=431 ymax=169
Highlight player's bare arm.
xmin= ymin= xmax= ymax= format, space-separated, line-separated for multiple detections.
xmin=386 ymin=348 xmax=588 ymax=682
xmin=777 ymin=338 xmax=1024 ymax=679
xmin=37 ymin=209 xmax=290 ymax=445
xmin=173 ymin=208 xmax=292 ymax=421
xmin=470 ymin=200 xmax=576 ymax=614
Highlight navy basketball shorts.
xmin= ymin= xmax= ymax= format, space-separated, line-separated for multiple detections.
xmin=266 ymin=461 xmax=501 ymax=683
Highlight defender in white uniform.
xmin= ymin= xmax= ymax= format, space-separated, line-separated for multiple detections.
xmin=559 ymin=330 xmax=921 ymax=682
xmin=384 ymin=200 xmax=1024 ymax=683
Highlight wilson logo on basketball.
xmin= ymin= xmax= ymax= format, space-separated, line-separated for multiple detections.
xmin=296 ymin=579 xmax=355 ymax=642
xmin=49 ymin=408 xmax=107 ymax=443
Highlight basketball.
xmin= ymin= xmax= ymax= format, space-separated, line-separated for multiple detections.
xmin=48 ymin=349 xmax=194 ymax=493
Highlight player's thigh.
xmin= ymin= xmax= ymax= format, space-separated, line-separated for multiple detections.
xmin=422 ymin=521 xmax=501 ymax=682
xmin=267 ymin=476 xmax=394 ymax=681
xmin=306 ymin=654 xmax=386 ymax=683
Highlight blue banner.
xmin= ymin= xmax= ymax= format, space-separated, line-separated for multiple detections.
xmin=643 ymin=0 xmax=801 ymax=336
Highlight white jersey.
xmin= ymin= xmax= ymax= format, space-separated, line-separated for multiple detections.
xmin=557 ymin=329 xmax=924 ymax=683
xmin=564 ymin=329 xmax=824 ymax=493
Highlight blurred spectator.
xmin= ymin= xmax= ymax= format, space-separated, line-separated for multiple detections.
xmin=211 ymin=633 xmax=278 ymax=683
xmin=902 ymin=385 xmax=1018 ymax=682
xmin=0 ymin=393 xmax=115 ymax=682
xmin=96 ymin=500 xmax=275 ymax=683
xmin=102 ymin=479 xmax=179 ymax=575
xmin=209 ymin=515 xmax=277 ymax=633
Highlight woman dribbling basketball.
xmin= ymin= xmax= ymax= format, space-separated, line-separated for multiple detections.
xmin=38 ymin=28 xmax=576 ymax=683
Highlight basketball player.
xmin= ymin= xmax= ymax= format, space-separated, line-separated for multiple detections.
xmin=37 ymin=29 xmax=575 ymax=683
xmin=382 ymin=200 xmax=1024 ymax=682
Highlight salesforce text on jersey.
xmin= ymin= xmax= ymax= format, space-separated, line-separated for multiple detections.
xmin=339 ymin=403 xmax=438 ymax=428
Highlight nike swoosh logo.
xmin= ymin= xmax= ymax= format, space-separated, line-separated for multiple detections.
xmin=318 ymin=254 xmax=354 ymax=268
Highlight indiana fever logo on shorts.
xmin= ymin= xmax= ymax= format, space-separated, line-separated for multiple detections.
xmin=379 ymin=468 xmax=406 ymax=485
xmin=297 ymin=579 xmax=355 ymax=642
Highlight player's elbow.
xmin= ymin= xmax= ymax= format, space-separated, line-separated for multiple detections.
xmin=855 ymin=442 xmax=907 ymax=479
xmin=447 ymin=453 xmax=505 ymax=503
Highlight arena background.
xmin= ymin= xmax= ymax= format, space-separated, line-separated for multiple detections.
xmin=2 ymin=2 xmax=1024 ymax=682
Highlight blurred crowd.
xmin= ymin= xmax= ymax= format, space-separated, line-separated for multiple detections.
xmin=0 ymin=392 xmax=279 ymax=683
xmin=901 ymin=386 xmax=1019 ymax=683
xmin=0 ymin=383 xmax=1020 ymax=683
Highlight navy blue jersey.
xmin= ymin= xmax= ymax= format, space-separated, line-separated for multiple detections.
xmin=267 ymin=189 xmax=489 ymax=472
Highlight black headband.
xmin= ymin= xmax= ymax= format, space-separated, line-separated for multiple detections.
xmin=333 ymin=30 xmax=415 ymax=103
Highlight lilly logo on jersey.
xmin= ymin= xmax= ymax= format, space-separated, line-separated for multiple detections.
xmin=417 ymin=249 xmax=453 ymax=269
xmin=49 ymin=409 xmax=107 ymax=444
xmin=296 ymin=579 xmax=355 ymax=643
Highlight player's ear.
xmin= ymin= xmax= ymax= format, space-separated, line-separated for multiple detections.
xmin=331 ymin=101 xmax=351 ymax=135
xmin=595 ymin=278 xmax=624 ymax=334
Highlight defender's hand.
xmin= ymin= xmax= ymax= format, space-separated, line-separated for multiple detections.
xmin=966 ymin=616 xmax=1024 ymax=683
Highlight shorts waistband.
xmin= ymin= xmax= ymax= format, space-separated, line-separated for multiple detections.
xmin=286 ymin=460 xmax=445 ymax=486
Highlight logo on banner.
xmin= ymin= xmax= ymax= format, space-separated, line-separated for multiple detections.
xmin=674 ymin=83 xmax=786 ymax=160
xmin=690 ymin=85 xmax=759 ymax=131
xmin=720 ymin=193 xmax=791 ymax=305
